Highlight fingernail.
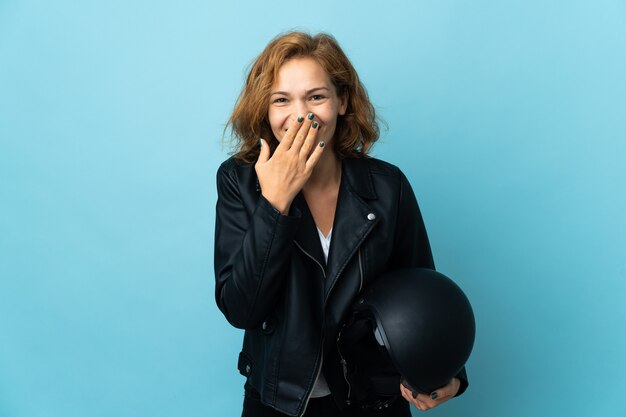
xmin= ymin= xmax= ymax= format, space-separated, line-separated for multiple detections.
xmin=307 ymin=113 xmax=314 ymax=120
xmin=431 ymin=392 xmax=439 ymax=400
xmin=297 ymin=116 xmax=304 ymax=123
xmin=319 ymin=141 xmax=325 ymax=148
xmin=312 ymin=121 xmax=318 ymax=128
xmin=259 ymin=138 xmax=263 ymax=147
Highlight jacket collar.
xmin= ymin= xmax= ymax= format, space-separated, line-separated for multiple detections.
xmin=342 ymin=157 xmax=378 ymax=200
xmin=292 ymin=157 xmax=380 ymax=296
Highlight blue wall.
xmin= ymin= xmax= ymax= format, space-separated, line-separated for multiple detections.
xmin=1 ymin=1 xmax=625 ymax=416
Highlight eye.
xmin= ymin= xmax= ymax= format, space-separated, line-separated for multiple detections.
xmin=272 ymin=97 xmax=287 ymax=104
xmin=310 ymin=95 xmax=325 ymax=101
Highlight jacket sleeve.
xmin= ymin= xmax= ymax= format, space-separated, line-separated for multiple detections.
xmin=387 ymin=169 xmax=434 ymax=271
xmin=389 ymin=169 xmax=469 ymax=397
xmin=214 ymin=161 xmax=301 ymax=329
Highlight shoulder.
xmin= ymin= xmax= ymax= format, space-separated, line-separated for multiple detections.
xmin=342 ymin=156 xmax=410 ymax=201
xmin=366 ymin=157 xmax=404 ymax=177
xmin=344 ymin=156 xmax=405 ymax=181
xmin=216 ymin=156 xmax=255 ymax=182
xmin=217 ymin=156 xmax=253 ymax=175
xmin=215 ymin=157 xmax=259 ymax=200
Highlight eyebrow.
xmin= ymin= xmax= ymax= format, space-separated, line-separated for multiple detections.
xmin=270 ymin=87 xmax=330 ymax=96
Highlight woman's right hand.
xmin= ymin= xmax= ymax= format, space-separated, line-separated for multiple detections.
xmin=255 ymin=113 xmax=325 ymax=214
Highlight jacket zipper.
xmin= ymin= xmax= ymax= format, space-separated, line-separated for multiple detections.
xmin=336 ymin=326 xmax=352 ymax=405
xmin=294 ymin=241 xmax=326 ymax=416
xmin=337 ymin=247 xmax=363 ymax=405
xmin=293 ymin=241 xmax=326 ymax=279
xmin=294 ymin=241 xmax=365 ymax=413
xmin=358 ymin=247 xmax=364 ymax=293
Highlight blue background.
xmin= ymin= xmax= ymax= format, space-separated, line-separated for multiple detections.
xmin=1 ymin=0 xmax=625 ymax=416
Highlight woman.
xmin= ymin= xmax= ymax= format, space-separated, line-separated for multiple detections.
xmin=214 ymin=31 xmax=468 ymax=417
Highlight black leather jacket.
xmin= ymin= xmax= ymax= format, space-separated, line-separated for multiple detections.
xmin=214 ymin=156 xmax=468 ymax=416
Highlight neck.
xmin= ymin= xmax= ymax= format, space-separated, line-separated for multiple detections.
xmin=303 ymin=149 xmax=341 ymax=192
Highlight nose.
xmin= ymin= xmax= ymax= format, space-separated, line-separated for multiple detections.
xmin=294 ymin=99 xmax=311 ymax=120
xmin=284 ymin=102 xmax=312 ymax=131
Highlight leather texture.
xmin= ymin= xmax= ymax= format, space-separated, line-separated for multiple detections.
xmin=214 ymin=155 xmax=467 ymax=416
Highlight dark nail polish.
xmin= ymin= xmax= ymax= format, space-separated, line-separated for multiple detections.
xmin=312 ymin=121 xmax=318 ymax=128
xmin=259 ymin=138 xmax=262 ymax=147
xmin=307 ymin=113 xmax=314 ymax=120
xmin=431 ymin=392 xmax=439 ymax=400
xmin=319 ymin=141 xmax=325 ymax=148
xmin=297 ymin=116 xmax=304 ymax=123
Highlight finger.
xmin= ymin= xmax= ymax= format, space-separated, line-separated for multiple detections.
xmin=298 ymin=119 xmax=319 ymax=160
xmin=415 ymin=400 xmax=428 ymax=411
xmin=413 ymin=391 xmax=444 ymax=410
xmin=304 ymin=139 xmax=326 ymax=172
xmin=430 ymin=378 xmax=458 ymax=401
xmin=400 ymin=385 xmax=418 ymax=408
xmin=400 ymin=385 xmax=426 ymax=411
xmin=428 ymin=389 xmax=450 ymax=402
xmin=400 ymin=383 xmax=412 ymax=399
xmin=256 ymin=138 xmax=270 ymax=164
xmin=276 ymin=115 xmax=303 ymax=151
xmin=399 ymin=384 xmax=436 ymax=409
xmin=289 ymin=112 xmax=314 ymax=153
xmin=400 ymin=381 xmax=418 ymax=399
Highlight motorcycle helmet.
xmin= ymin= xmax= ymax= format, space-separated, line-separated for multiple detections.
xmin=337 ymin=267 xmax=475 ymax=398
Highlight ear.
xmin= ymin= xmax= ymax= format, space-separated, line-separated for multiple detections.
xmin=338 ymin=92 xmax=348 ymax=116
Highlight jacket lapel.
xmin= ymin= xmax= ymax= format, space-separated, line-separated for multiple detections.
xmin=291 ymin=157 xmax=380 ymax=291
xmin=292 ymin=192 xmax=327 ymax=272
xmin=325 ymin=158 xmax=379 ymax=297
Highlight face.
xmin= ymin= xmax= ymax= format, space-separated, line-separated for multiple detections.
xmin=268 ymin=57 xmax=348 ymax=146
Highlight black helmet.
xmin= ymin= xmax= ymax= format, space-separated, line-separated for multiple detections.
xmin=337 ymin=267 xmax=475 ymax=399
